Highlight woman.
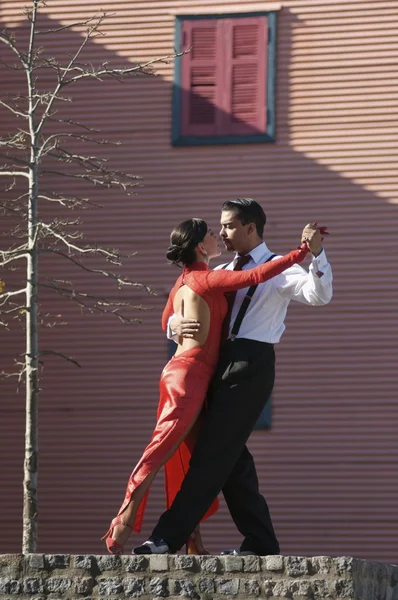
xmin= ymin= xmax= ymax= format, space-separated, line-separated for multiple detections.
xmin=102 ymin=218 xmax=309 ymax=555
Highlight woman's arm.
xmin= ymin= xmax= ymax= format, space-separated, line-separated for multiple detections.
xmin=204 ymin=245 xmax=309 ymax=293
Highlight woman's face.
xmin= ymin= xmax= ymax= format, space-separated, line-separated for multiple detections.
xmin=201 ymin=228 xmax=221 ymax=259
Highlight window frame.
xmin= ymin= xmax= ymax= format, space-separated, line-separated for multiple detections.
xmin=172 ymin=11 xmax=277 ymax=147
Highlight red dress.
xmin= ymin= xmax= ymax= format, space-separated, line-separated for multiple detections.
xmin=118 ymin=246 xmax=308 ymax=532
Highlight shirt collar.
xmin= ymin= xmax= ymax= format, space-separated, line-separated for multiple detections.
xmin=234 ymin=242 xmax=272 ymax=266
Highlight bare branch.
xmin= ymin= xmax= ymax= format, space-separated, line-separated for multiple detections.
xmin=0 ymin=245 xmax=30 ymax=266
xmin=0 ymin=288 xmax=27 ymax=306
xmin=35 ymin=13 xmax=107 ymax=137
xmin=0 ymin=358 xmax=26 ymax=386
xmin=40 ymin=281 xmax=147 ymax=324
xmin=63 ymin=50 xmax=187 ymax=85
xmin=40 ymin=222 xmax=132 ymax=264
xmin=0 ymin=131 xmax=29 ymax=149
xmin=0 ymin=151 xmax=29 ymax=166
xmin=0 ymin=303 xmax=26 ymax=316
xmin=0 ymin=98 xmax=29 ymax=119
xmin=36 ymin=12 xmax=108 ymax=35
xmin=37 ymin=193 xmax=102 ymax=209
xmin=37 ymin=132 xmax=119 ymax=160
xmin=40 ymin=167 xmax=141 ymax=194
xmin=46 ymin=115 xmax=100 ymax=132
xmin=41 ymin=247 xmax=154 ymax=293
xmin=0 ymin=31 xmax=28 ymax=67
xmin=0 ymin=170 xmax=29 ymax=178
xmin=38 ymin=350 xmax=81 ymax=367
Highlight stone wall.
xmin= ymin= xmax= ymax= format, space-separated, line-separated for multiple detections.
xmin=1 ymin=554 xmax=397 ymax=600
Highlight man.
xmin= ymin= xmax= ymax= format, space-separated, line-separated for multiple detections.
xmin=134 ymin=198 xmax=333 ymax=556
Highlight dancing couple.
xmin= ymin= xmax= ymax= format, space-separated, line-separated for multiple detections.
xmin=102 ymin=198 xmax=333 ymax=556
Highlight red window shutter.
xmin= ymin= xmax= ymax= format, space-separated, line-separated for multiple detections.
xmin=181 ymin=20 xmax=223 ymax=136
xmin=221 ymin=17 xmax=267 ymax=135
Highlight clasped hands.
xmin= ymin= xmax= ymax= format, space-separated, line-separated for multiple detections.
xmin=301 ymin=222 xmax=329 ymax=257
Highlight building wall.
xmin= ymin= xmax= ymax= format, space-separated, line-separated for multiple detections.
xmin=1 ymin=0 xmax=398 ymax=562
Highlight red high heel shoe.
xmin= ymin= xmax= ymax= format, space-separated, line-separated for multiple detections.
xmin=102 ymin=516 xmax=133 ymax=555
xmin=185 ymin=527 xmax=210 ymax=555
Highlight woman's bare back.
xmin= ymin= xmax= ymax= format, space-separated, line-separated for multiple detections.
xmin=173 ymin=285 xmax=211 ymax=355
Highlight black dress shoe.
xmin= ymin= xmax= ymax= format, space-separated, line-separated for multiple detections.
xmin=133 ymin=536 xmax=171 ymax=555
xmin=220 ymin=548 xmax=258 ymax=556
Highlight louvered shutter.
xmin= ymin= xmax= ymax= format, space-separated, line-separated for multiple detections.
xmin=222 ymin=17 xmax=267 ymax=134
xmin=181 ymin=20 xmax=222 ymax=136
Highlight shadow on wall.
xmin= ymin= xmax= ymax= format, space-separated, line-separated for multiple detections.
xmin=0 ymin=8 xmax=397 ymax=561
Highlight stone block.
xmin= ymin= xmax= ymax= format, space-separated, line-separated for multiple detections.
xmin=223 ymin=555 xmax=243 ymax=573
xmin=45 ymin=577 xmax=72 ymax=594
xmin=123 ymin=556 xmax=149 ymax=572
xmin=243 ymin=556 xmax=261 ymax=572
xmin=23 ymin=577 xmax=45 ymax=594
xmin=242 ymin=578 xmax=261 ymax=596
xmin=149 ymin=577 xmax=169 ymax=597
xmin=173 ymin=555 xmax=196 ymax=571
xmin=335 ymin=556 xmax=355 ymax=577
xmin=288 ymin=579 xmax=312 ymax=596
xmin=270 ymin=580 xmax=290 ymax=597
xmin=311 ymin=556 xmax=333 ymax=575
xmin=74 ymin=555 xmax=93 ymax=570
xmin=98 ymin=577 xmax=123 ymax=596
xmin=198 ymin=556 xmax=219 ymax=573
xmin=173 ymin=578 xmax=199 ymax=598
xmin=150 ymin=555 xmax=169 ymax=572
xmin=264 ymin=555 xmax=284 ymax=573
xmin=0 ymin=555 xmax=22 ymax=571
xmin=285 ymin=556 xmax=309 ymax=577
xmin=96 ymin=554 xmax=122 ymax=572
xmin=74 ymin=577 xmax=94 ymax=595
xmin=334 ymin=578 xmax=355 ymax=598
xmin=28 ymin=554 xmax=45 ymax=569
xmin=217 ymin=578 xmax=240 ymax=595
xmin=45 ymin=554 xmax=70 ymax=569
xmin=0 ymin=577 xmax=21 ymax=594
xmin=310 ymin=579 xmax=332 ymax=598
xmin=198 ymin=577 xmax=215 ymax=595
xmin=123 ymin=576 xmax=146 ymax=597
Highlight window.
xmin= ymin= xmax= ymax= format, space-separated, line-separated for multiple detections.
xmin=172 ymin=12 xmax=277 ymax=146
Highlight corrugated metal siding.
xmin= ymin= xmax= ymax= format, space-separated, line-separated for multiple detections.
xmin=1 ymin=0 xmax=398 ymax=563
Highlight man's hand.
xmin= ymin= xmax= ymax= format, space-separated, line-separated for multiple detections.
xmin=301 ymin=222 xmax=325 ymax=256
xmin=170 ymin=314 xmax=200 ymax=338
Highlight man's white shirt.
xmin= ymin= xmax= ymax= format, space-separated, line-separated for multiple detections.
xmin=168 ymin=242 xmax=333 ymax=344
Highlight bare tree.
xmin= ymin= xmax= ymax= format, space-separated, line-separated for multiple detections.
xmin=0 ymin=0 xmax=182 ymax=553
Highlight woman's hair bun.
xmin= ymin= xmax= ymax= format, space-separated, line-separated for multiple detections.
xmin=166 ymin=243 xmax=183 ymax=264
xmin=167 ymin=218 xmax=208 ymax=267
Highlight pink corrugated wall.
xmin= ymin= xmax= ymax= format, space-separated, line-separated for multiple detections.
xmin=1 ymin=0 xmax=398 ymax=562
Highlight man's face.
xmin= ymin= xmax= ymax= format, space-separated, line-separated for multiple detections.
xmin=220 ymin=210 xmax=252 ymax=253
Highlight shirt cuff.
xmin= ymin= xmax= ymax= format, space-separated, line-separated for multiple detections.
xmin=312 ymin=248 xmax=328 ymax=268
xmin=310 ymin=249 xmax=329 ymax=278
xmin=167 ymin=315 xmax=176 ymax=340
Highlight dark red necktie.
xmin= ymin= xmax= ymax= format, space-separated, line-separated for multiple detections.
xmin=221 ymin=254 xmax=251 ymax=342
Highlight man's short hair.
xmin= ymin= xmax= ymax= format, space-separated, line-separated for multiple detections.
xmin=221 ymin=198 xmax=266 ymax=238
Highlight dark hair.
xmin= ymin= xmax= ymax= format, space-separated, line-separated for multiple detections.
xmin=221 ymin=198 xmax=266 ymax=238
xmin=166 ymin=218 xmax=208 ymax=267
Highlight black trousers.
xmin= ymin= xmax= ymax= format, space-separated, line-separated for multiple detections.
xmin=152 ymin=338 xmax=280 ymax=555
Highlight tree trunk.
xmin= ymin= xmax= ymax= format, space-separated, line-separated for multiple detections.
xmin=23 ymin=161 xmax=39 ymax=554
xmin=22 ymin=1 xmax=40 ymax=554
